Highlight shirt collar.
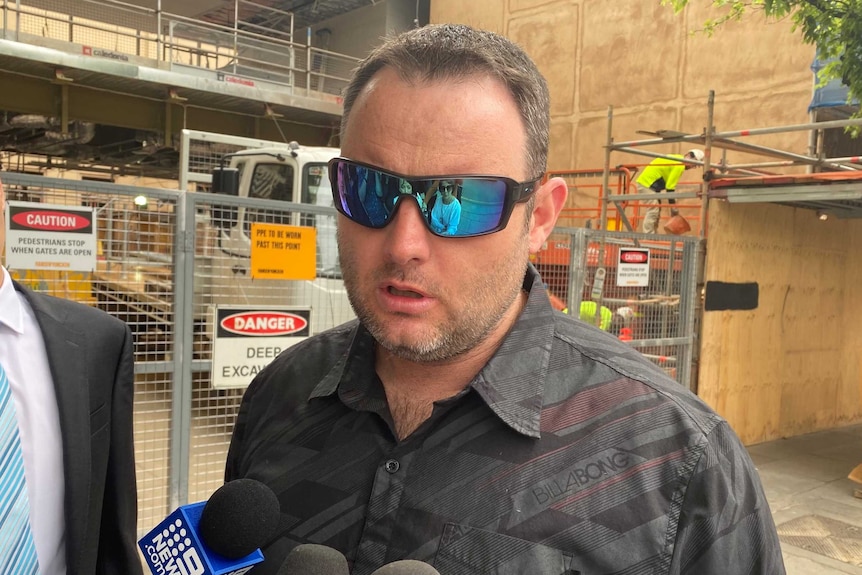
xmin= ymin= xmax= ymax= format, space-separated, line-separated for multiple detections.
xmin=308 ymin=320 xmax=368 ymax=401
xmin=308 ymin=322 xmax=391 ymax=414
xmin=0 ymin=266 xmax=25 ymax=334
xmin=308 ymin=265 xmax=555 ymax=439
xmin=470 ymin=265 xmax=554 ymax=438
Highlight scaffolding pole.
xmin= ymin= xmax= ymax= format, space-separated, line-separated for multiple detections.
xmin=699 ymin=91 xmax=714 ymax=239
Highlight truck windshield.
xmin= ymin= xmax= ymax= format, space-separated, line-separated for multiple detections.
xmin=249 ymin=163 xmax=294 ymax=201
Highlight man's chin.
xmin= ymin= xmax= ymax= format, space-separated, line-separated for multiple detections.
xmin=380 ymin=341 xmax=454 ymax=364
xmin=371 ymin=325 xmax=453 ymax=363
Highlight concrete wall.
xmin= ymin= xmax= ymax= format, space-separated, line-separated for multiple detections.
xmin=431 ymin=0 xmax=814 ymax=174
xmin=311 ymin=0 xmax=428 ymax=59
xmin=430 ymin=1 xmax=862 ymax=444
xmin=311 ymin=3 xmax=390 ymax=58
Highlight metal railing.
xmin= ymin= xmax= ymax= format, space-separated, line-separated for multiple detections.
xmin=0 ymin=0 xmax=360 ymax=97
xmin=0 ymin=170 xmax=356 ymax=534
xmin=0 ymin=170 xmax=702 ymax=544
xmin=536 ymin=228 xmax=702 ymax=391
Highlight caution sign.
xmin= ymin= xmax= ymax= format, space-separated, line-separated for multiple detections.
xmin=5 ymin=201 xmax=97 ymax=271
xmin=211 ymin=306 xmax=311 ymax=389
xmin=616 ymin=248 xmax=650 ymax=287
xmin=250 ymin=223 xmax=316 ymax=280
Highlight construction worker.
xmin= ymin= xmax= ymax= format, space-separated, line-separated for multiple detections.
xmin=636 ymin=149 xmax=704 ymax=233
xmin=548 ymin=291 xmax=614 ymax=331
xmin=578 ymin=300 xmax=614 ymax=331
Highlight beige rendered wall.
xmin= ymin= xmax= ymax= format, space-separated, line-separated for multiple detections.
xmin=702 ymin=204 xmax=862 ymax=444
xmin=430 ymin=1 xmax=862 ymax=444
xmin=431 ymin=0 xmax=814 ymax=191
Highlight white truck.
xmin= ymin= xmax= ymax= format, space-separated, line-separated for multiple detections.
xmin=201 ymin=140 xmax=354 ymax=335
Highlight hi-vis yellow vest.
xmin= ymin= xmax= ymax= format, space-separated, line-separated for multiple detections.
xmin=636 ymin=154 xmax=685 ymax=192
xmin=563 ymin=301 xmax=613 ymax=331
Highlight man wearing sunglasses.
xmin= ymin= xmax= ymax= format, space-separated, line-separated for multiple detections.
xmin=226 ymin=24 xmax=784 ymax=575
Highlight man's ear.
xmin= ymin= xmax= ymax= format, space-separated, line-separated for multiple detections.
xmin=528 ymin=177 xmax=568 ymax=253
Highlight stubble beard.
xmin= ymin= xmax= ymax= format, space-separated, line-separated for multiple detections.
xmin=338 ymin=227 xmax=529 ymax=364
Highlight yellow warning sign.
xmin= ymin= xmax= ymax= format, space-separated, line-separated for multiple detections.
xmin=250 ymin=223 xmax=316 ymax=280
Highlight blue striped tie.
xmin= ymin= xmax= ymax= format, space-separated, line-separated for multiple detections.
xmin=0 ymin=363 xmax=41 ymax=574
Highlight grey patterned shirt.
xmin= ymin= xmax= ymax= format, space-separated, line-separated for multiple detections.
xmin=226 ymin=266 xmax=785 ymax=575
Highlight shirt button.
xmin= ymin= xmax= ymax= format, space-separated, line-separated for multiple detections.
xmin=384 ymin=459 xmax=400 ymax=473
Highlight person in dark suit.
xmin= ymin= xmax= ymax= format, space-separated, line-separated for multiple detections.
xmin=0 ymin=174 xmax=142 ymax=575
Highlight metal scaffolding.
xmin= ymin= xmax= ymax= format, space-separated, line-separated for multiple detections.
xmin=600 ymin=90 xmax=862 ymax=235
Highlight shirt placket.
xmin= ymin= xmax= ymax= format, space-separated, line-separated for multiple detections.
xmin=353 ymin=447 xmax=414 ymax=575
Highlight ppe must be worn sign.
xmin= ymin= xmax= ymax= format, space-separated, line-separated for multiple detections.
xmin=210 ymin=306 xmax=311 ymax=389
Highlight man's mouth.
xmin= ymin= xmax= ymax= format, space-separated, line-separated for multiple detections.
xmin=388 ymin=286 xmax=423 ymax=299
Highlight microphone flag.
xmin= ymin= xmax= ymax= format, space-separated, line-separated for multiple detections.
xmin=138 ymin=501 xmax=264 ymax=575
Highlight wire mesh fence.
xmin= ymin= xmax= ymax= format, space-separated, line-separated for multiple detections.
xmin=0 ymin=171 xmax=701 ymax=541
xmin=0 ymin=171 xmax=355 ymax=537
xmin=535 ymin=227 xmax=702 ymax=390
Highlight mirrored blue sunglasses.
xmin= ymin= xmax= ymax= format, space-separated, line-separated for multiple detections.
xmin=328 ymin=157 xmax=541 ymax=238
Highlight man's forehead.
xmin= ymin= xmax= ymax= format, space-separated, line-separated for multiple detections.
xmin=345 ymin=68 xmax=528 ymax=180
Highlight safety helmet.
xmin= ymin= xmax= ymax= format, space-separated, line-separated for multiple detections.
xmin=616 ymin=306 xmax=636 ymax=320
xmin=687 ymin=149 xmax=705 ymax=162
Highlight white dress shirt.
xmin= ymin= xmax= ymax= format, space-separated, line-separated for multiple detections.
xmin=0 ymin=266 xmax=67 ymax=575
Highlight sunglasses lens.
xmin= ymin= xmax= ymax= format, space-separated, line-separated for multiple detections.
xmin=332 ymin=161 xmax=397 ymax=228
xmin=331 ymin=160 xmax=514 ymax=237
xmin=452 ymin=179 xmax=507 ymax=236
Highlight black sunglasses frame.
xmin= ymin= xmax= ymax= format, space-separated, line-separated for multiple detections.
xmin=328 ymin=157 xmax=542 ymax=238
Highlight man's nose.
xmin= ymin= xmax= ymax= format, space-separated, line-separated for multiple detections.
xmin=383 ymin=197 xmax=433 ymax=264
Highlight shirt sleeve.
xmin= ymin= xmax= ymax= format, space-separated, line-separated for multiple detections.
xmin=668 ymin=421 xmax=786 ymax=574
xmin=664 ymin=165 xmax=686 ymax=192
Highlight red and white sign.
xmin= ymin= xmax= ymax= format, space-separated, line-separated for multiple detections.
xmin=82 ymin=45 xmax=129 ymax=61
xmin=620 ymin=250 xmax=649 ymax=264
xmin=5 ymin=201 xmax=97 ymax=271
xmin=211 ymin=306 xmax=311 ymax=389
xmin=216 ymin=72 xmax=255 ymax=87
xmin=617 ymin=248 xmax=650 ymax=287
xmin=220 ymin=311 xmax=309 ymax=336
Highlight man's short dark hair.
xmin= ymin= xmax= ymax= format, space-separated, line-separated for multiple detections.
xmin=340 ymin=24 xmax=551 ymax=180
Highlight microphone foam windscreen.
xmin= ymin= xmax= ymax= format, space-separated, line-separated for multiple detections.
xmin=370 ymin=560 xmax=441 ymax=574
xmin=277 ymin=544 xmax=350 ymax=575
xmin=198 ymin=478 xmax=280 ymax=559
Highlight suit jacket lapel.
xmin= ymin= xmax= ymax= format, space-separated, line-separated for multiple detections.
xmin=14 ymin=281 xmax=91 ymax=573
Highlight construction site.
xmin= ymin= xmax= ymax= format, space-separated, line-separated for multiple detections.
xmin=1 ymin=0 xmax=862 ymax=573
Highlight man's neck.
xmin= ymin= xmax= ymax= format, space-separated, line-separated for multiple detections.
xmin=375 ymin=290 xmax=528 ymax=439
xmin=376 ymin=345 xmax=491 ymax=441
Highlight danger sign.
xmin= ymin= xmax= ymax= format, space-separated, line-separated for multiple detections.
xmin=210 ymin=306 xmax=311 ymax=389
xmin=219 ymin=311 xmax=309 ymax=336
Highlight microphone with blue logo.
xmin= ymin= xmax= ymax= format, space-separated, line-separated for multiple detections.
xmin=138 ymin=478 xmax=280 ymax=575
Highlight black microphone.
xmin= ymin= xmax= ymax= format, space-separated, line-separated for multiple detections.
xmin=370 ymin=560 xmax=442 ymax=574
xmin=276 ymin=544 xmax=350 ymax=575
xmin=199 ymin=478 xmax=281 ymax=558
xmin=138 ymin=478 xmax=281 ymax=575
